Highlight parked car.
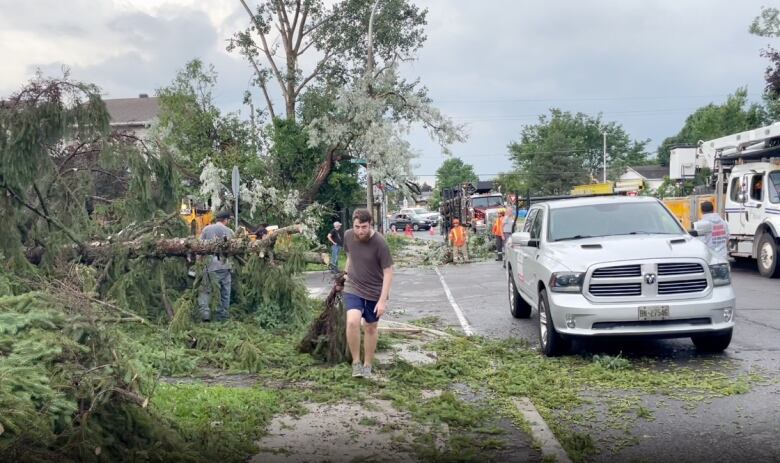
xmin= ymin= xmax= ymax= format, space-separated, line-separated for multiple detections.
xmin=505 ymin=196 xmax=736 ymax=356
xmin=400 ymin=207 xmax=439 ymax=226
xmin=390 ymin=213 xmax=432 ymax=231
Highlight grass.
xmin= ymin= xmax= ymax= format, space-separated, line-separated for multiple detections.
xmin=152 ymin=384 xmax=281 ymax=461
xmin=120 ymin=311 xmax=762 ymax=462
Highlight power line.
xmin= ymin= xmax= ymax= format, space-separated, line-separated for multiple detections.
xmin=414 ymin=150 xmax=661 ymax=158
xmin=433 ymin=93 xmax=735 ymax=104
xmin=449 ymin=108 xmax=699 ymax=122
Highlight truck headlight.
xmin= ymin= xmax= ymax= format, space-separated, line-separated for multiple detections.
xmin=709 ymin=264 xmax=731 ymax=286
xmin=550 ymin=272 xmax=584 ymax=293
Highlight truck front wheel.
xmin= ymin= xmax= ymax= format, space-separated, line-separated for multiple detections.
xmin=757 ymin=233 xmax=780 ymax=278
xmin=538 ymin=289 xmax=570 ymax=357
xmin=691 ymin=328 xmax=732 ymax=353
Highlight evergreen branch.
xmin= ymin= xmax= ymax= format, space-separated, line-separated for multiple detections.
xmin=1 ymin=181 xmax=84 ymax=247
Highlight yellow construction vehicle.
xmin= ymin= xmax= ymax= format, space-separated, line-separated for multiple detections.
xmin=570 ymin=182 xmax=614 ymax=196
xmin=180 ymin=196 xmax=213 ymax=237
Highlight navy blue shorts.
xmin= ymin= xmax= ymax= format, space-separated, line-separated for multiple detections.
xmin=343 ymin=293 xmax=380 ymax=324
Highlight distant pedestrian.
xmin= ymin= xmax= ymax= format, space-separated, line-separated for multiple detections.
xmin=343 ymin=209 xmax=394 ymax=379
xmin=492 ymin=210 xmax=506 ymax=261
xmin=327 ymin=221 xmax=344 ymax=273
xmin=448 ymin=218 xmax=469 ymax=263
xmin=198 ymin=210 xmax=235 ymax=322
xmin=695 ymin=201 xmax=730 ymax=260
xmin=404 ymin=223 xmax=413 ymax=238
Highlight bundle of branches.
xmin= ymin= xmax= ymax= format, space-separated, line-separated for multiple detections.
xmin=0 ymin=73 xmax=329 ymax=459
xmin=0 ymin=271 xmax=198 ymax=462
xmin=298 ymin=274 xmax=349 ymax=364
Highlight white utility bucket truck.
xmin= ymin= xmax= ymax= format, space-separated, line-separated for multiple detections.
xmin=698 ymin=122 xmax=780 ymax=277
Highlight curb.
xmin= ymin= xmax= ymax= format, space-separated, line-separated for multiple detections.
xmin=512 ymin=397 xmax=572 ymax=463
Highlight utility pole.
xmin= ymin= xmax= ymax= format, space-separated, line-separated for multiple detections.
xmin=365 ymin=0 xmax=381 ymax=225
xmin=602 ymin=132 xmax=608 ymax=183
xmin=367 ymin=171 xmax=374 ymax=212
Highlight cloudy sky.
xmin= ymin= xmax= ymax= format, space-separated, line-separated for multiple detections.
xmin=1 ymin=0 xmax=774 ymax=184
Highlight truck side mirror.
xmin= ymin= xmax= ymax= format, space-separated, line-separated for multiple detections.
xmin=511 ymin=231 xmax=532 ymax=247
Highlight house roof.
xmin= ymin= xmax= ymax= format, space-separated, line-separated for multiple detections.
xmin=104 ymin=95 xmax=160 ymax=126
xmin=629 ymin=165 xmax=668 ymax=180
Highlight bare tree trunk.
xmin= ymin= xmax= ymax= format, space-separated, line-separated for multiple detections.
xmin=301 ymin=147 xmax=340 ymax=204
xmin=79 ymin=236 xmax=327 ymax=263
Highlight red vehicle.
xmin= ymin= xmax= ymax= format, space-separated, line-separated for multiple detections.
xmin=468 ymin=193 xmax=504 ymax=233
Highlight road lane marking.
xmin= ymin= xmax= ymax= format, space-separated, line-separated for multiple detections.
xmin=434 ymin=266 xmax=474 ymax=336
xmin=513 ymin=397 xmax=572 ymax=463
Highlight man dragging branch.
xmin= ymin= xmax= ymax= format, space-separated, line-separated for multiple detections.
xmin=342 ymin=209 xmax=394 ymax=379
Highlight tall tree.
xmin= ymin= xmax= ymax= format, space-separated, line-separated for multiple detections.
xmin=508 ymin=110 xmax=648 ymax=195
xmin=428 ymin=158 xmax=478 ymax=209
xmin=156 ymin=60 xmax=263 ymax=181
xmin=494 ymin=171 xmax=526 ymax=195
xmin=231 ymin=0 xmax=458 ymax=203
xmin=231 ymin=0 xmax=427 ymax=121
xmin=304 ymin=64 xmax=464 ymax=204
xmin=750 ymin=6 xmax=780 ymax=120
xmin=435 ymin=158 xmax=478 ymax=190
xmin=657 ymin=89 xmax=769 ymax=166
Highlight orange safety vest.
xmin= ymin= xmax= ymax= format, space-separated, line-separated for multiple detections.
xmin=449 ymin=226 xmax=467 ymax=247
xmin=492 ymin=216 xmax=505 ymax=237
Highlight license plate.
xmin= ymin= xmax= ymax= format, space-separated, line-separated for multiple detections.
xmin=638 ymin=305 xmax=670 ymax=321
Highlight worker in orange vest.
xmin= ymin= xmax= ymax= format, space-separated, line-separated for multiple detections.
xmin=448 ymin=218 xmax=469 ymax=263
xmin=492 ymin=210 xmax=506 ymax=262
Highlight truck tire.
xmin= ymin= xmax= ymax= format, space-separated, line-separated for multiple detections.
xmin=538 ymin=289 xmax=570 ymax=357
xmin=691 ymin=328 xmax=732 ymax=353
xmin=756 ymin=233 xmax=780 ymax=278
xmin=507 ymin=268 xmax=531 ymax=319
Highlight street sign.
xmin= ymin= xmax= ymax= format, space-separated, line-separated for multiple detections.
xmin=231 ymin=166 xmax=240 ymax=231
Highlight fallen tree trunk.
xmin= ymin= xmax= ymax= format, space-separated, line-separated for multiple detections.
xmin=79 ymin=236 xmax=328 ymax=264
xmin=26 ymin=224 xmax=328 ymax=265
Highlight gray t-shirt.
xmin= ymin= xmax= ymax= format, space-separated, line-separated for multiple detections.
xmin=343 ymin=230 xmax=393 ymax=301
xmin=200 ymin=222 xmax=235 ymax=271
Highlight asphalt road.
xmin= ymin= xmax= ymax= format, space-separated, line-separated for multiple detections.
xmin=305 ymin=258 xmax=780 ymax=462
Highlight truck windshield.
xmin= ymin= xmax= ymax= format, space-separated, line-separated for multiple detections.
xmin=549 ymin=202 xmax=684 ymax=242
xmin=471 ymin=196 xmax=503 ymax=209
xmin=770 ymin=171 xmax=780 ymax=204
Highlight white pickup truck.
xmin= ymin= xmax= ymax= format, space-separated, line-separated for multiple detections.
xmin=505 ymin=196 xmax=736 ymax=356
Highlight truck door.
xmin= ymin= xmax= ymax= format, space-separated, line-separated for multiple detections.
xmin=724 ymin=175 xmax=747 ymax=236
xmin=515 ymin=209 xmax=537 ymax=298
xmin=519 ymin=208 xmax=544 ymax=303
xmin=745 ymin=173 xmax=766 ymax=236
xmin=769 ymin=171 xmax=780 ymax=212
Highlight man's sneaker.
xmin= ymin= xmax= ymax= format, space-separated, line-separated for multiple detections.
xmin=352 ymin=363 xmax=364 ymax=377
xmin=362 ymin=365 xmax=373 ymax=379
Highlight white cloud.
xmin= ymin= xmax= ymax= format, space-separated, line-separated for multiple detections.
xmin=0 ymin=0 xmax=774 ymax=180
